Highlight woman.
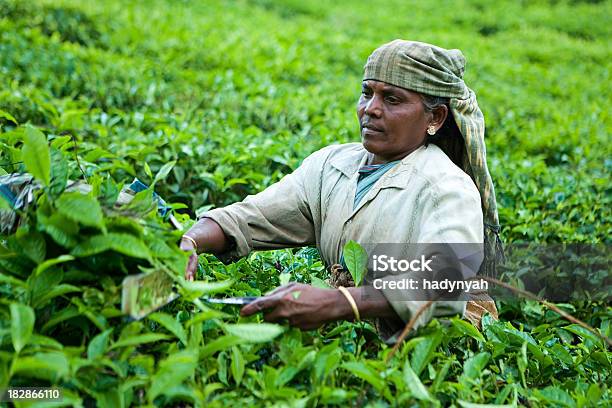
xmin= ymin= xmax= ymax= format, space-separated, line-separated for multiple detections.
xmin=180 ymin=40 xmax=502 ymax=341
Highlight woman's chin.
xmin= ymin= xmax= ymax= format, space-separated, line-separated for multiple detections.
xmin=362 ymin=138 xmax=385 ymax=155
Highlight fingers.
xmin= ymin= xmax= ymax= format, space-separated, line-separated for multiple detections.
xmin=256 ymin=284 xmax=303 ymax=320
xmin=242 ymin=283 xmax=300 ymax=318
xmin=180 ymin=235 xmax=198 ymax=281
xmin=184 ymin=252 xmax=198 ymax=281
xmin=239 ymin=284 xmax=329 ymax=332
xmin=240 ymin=284 xmax=300 ymax=318
xmin=240 ymin=294 xmax=282 ymax=316
xmin=263 ymin=303 xmax=290 ymax=323
xmin=242 ymin=301 xmax=322 ymax=331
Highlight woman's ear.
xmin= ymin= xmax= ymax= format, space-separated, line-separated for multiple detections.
xmin=431 ymin=105 xmax=449 ymax=131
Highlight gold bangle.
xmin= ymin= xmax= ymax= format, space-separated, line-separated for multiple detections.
xmin=338 ymin=286 xmax=360 ymax=321
xmin=181 ymin=234 xmax=198 ymax=250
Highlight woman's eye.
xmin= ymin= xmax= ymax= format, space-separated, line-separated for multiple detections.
xmin=385 ymin=96 xmax=400 ymax=104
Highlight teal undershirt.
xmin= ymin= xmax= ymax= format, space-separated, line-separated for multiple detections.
xmin=339 ymin=160 xmax=400 ymax=271
xmin=353 ymin=160 xmax=400 ymax=209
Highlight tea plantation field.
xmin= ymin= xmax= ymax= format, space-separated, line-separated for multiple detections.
xmin=0 ymin=0 xmax=610 ymax=406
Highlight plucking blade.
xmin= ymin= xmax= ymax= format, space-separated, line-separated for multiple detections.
xmin=203 ymin=296 xmax=259 ymax=305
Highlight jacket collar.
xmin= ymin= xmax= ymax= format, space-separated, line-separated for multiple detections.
xmin=329 ymin=144 xmax=427 ymax=189
xmin=329 ymin=145 xmax=365 ymax=177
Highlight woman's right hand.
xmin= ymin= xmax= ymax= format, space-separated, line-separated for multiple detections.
xmin=180 ymin=236 xmax=199 ymax=281
xmin=179 ymin=218 xmax=230 ymax=281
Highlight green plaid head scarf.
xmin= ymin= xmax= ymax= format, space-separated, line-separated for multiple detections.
xmin=363 ymin=39 xmax=503 ymax=276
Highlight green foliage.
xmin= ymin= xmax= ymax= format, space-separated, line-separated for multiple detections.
xmin=10 ymin=303 xmax=35 ymax=353
xmin=0 ymin=0 xmax=610 ymax=406
xmin=224 ymin=323 xmax=285 ymax=343
xmin=22 ymin=126 xmax=50 ymax=186
xmin=56 ymin=191 xmax=105 ymax=230
xmin=343 ymin=240 xmax=367 ymax=286
xmin=403 ymin=361 xmax=433 ymax=402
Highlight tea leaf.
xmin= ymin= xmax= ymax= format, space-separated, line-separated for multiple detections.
xmin=17 ymin=232 xmax=46 ymax=264
xmin=231 ymin=346 xmax=245 ymax=386
xmin=0 ymin=109 xmax=18 ymax=124
xmin=403 ymin=360 xmax=432 ymax=401
xmin=342 ymin=361 xmax=384 ymax=391
xmin=32 ymin=284 xmax=81 ymax=309
xmin=109 ymin=333 xmax=171 ymax=349
xmin=34 ymin=254 xmax=75 ymax=275
xmin=144 ymin=162 xmax=153 ymax=179
xmin=460 ymin=352 xmax=491 ymax=384
xmin=182 ymin=279 xmax=233 ymax=296
xmin=451 ymin=317 xmax=485 ymax=342
xmin=22 ymin=126 xmax=50 ymax=186
xmin=199 ymin=335 xmax=243 ymax=359
xmin=411 ymin=332 xmax=443 ymax=375
xmin=12 ymin=352 xmax=69 ymax=381
xmin=224 ymin=323 xmax=285 ymax=343
xmin=535 ymin=386 xmax=575 ymax=407
xmin=149 ymin=349 xmax=198 ymax=401
xmin=279 ymin=272 xmax=291 ymax=286
xmin=87 ymin=328 xmax=113 ymax=360
xmin=10 ymin=303 xmax=35 ymax=353
xmin=72 ymin=233 xmax=151 ymax=259
xmin=153 ymin=160 xmax=176 ymax=185
xmin=310 ymin=276 xmax=332 ymax=288
xmin=57 ymin=192 xmax=105 ymax=230
xmin=148 ymin=312 xmax=188 ymax=345
xmin=343 ymin=241 xmax=367 ymax=286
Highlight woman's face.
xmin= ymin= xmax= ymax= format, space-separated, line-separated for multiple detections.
xmin=357 ymin=80 xmax=433 ymax=164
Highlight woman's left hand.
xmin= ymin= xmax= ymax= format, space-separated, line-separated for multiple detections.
xmin=240 ymin=283 xmax=352 ymax=330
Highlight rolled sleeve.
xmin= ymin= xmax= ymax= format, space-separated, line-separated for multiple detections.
xmin=201 ymin=150 xmax=326 ymax=260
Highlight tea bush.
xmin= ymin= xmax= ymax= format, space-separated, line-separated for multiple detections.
xmin=0 ymin=0 xmax=610 ymax=406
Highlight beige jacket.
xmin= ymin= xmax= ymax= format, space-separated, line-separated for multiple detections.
xmin=205 ymin=143 xmax=495 ymax=338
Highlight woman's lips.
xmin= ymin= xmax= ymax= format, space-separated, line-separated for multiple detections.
xmin=362 ymin=126 xmax=385 ymax=136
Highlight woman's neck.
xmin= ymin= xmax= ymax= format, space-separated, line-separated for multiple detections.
xmin=367 ymin=144 xmax=424 ymax=165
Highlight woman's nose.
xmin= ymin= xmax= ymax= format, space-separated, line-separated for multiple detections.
xmin=364 ymin=94 xmax=383 ymax=117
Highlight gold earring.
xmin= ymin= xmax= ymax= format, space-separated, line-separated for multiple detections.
xmin=427 ymin=126 xmax=436 ymax=135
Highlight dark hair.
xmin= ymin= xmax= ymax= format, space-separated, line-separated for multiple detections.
xmin=419 ymin=93 xmax=465 ymax=169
